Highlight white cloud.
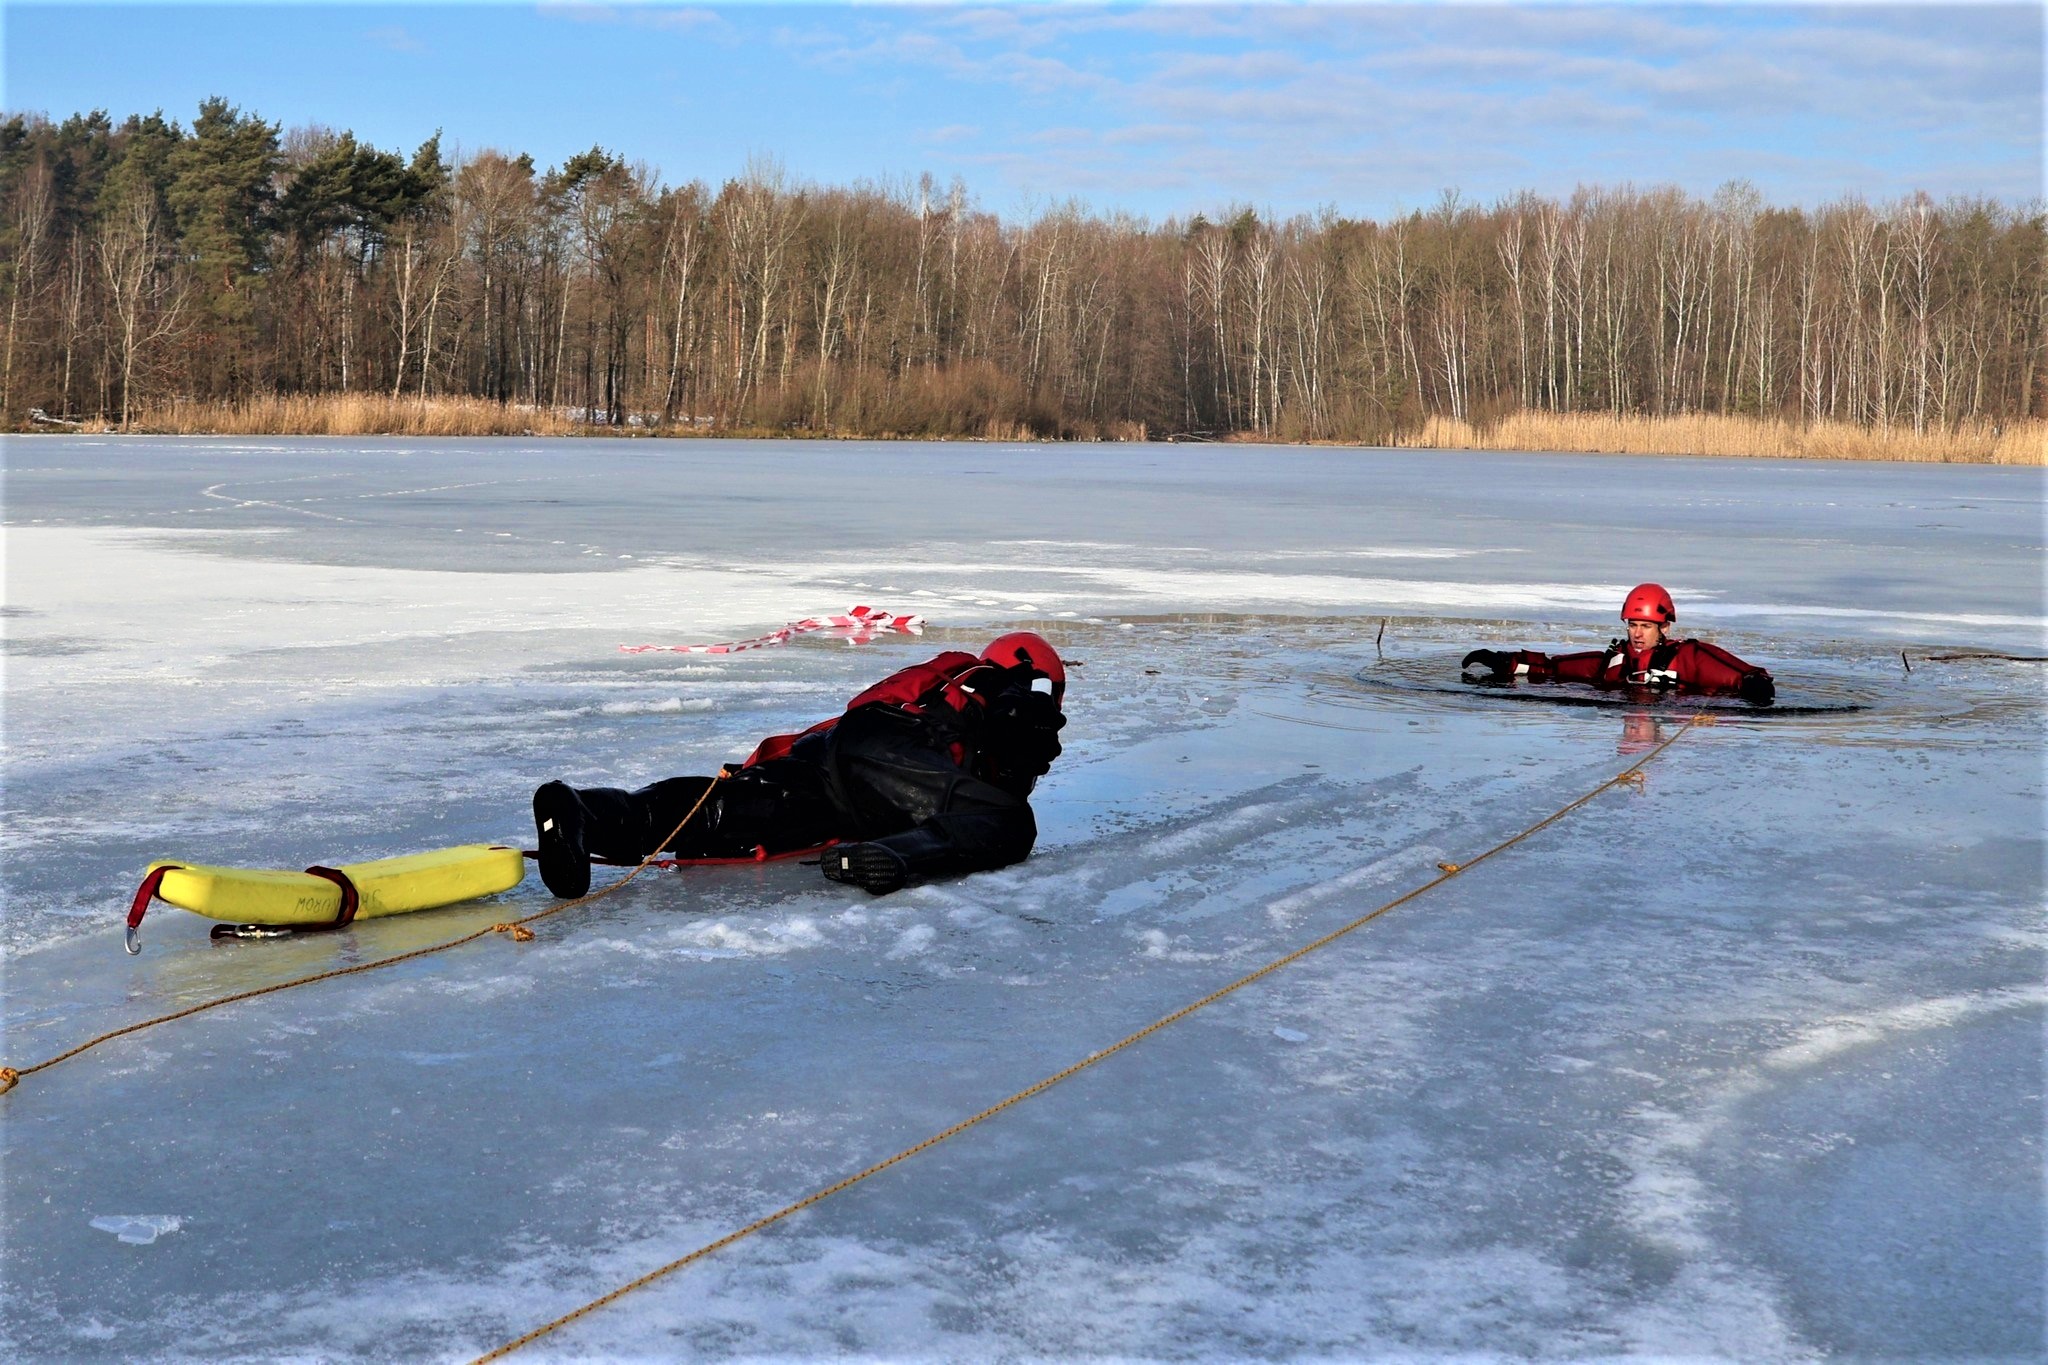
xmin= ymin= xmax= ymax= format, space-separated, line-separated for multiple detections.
xmin=637 ymin=8 xmax=737 ymax=40
xmin=1151 ymin=49 xmax=1310 ymax=86
xmin=564 ymin=1 xmax=2044 ymax=217
xmin=534 ymin=2 xmax=621 ymax=25
xmin=1028 ymin=126 xmax=1099 ymax=148
xmin=536 ymin=2 xmax=737 ymax=44
xmin=365 ymin=24 xmax=425 ymax=56
xmin=1102 ymin=122 xmax=1205 ymax=149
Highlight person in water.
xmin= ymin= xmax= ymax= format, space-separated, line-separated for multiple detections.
xmin=1460 ymin=583 xmax=1775 ymax=703
xmin=532 ymin=632 xmax=1068 ymax=899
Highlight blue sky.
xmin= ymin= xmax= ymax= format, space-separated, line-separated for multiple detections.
xmin=4 ymin=3 xmax=2040 ymax=222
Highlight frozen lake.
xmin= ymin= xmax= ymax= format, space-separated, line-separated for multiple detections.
xmin=3 ymin=437 xmax=2042 ymax=1361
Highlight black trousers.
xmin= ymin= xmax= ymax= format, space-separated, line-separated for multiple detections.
xmin=562 ymin=706 xmax=1038 ymax=879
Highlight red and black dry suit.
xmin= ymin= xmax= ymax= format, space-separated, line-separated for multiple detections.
xmin=1492 ymin=637 xmax=1773 ymax=697
xmin=547 ymin=650 xmax=1064 ymax=886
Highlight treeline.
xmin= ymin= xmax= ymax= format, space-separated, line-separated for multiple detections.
xmin=2 ymin=100 xmax=2042 ymax=439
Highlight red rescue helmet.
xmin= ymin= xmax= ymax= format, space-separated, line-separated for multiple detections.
xmin=1621 ymin=583 xmax=1676 ymax=624
xmin=981 ymin=630 xmax=1065 ymax=700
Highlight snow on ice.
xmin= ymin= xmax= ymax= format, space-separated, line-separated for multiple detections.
xmin=2 ymin=437 xmax=2041 ymax=1361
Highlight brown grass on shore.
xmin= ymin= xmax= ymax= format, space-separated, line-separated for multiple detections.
xmin=1396 ymin=411 xmax=2045 ymax=465
xmin=102 ymin=394 xmax=579 ymax=437
xmin=59 ymin=392 xmax=1156 ymax=443
xmin=35 ymin=395 xmax=2045 ymax=464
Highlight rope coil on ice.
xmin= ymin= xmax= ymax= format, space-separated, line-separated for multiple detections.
xmin=620 ymin=605 xmax=923 ymax=655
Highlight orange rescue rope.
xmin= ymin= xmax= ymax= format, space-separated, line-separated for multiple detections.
xmin=468 ymin=716 xmax=1709 ymax=1362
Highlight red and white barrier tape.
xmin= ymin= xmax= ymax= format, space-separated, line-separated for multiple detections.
xmin=620 ymin=605 xmax=925 ymax=655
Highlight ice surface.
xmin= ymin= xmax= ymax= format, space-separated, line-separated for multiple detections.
xmin=87 ymin=1215 xmax=184 ymax=1246
xmin=2 ymin=437 xmax=2041 ymax=1361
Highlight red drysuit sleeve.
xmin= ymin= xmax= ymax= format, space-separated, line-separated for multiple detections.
xmin=1508 ymin=648 xmax=1611 ymax=683
xmin=1673 ymin=640 xmax=1769 ymax=691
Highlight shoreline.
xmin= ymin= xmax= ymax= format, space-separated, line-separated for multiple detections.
xmin=16 ymin=401 xmax=2042 ymax=466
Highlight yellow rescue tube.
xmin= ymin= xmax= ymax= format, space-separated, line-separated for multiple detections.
xmin=127 ymin=844 xmax=528 ymax=952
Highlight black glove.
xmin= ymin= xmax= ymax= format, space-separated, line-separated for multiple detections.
xmin=1461 ymin=649 xmax=1510 ymax=677
xmin=983 ymin=685 xmax=1066 ymax=778
xmin=1738 ymin=672 xmax=1776 ymax=705
xmin=822 ymin=842 xmax=908 ymax=895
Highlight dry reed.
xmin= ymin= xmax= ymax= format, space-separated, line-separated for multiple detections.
xmin=111 ymin=394 xmax=578 ymax=437
xmin=80 ymin=392 xmax=1157 ymax=443
xmin=1396 ymin=411 xmax=2045 ymax=465
xmin=42 ymin=395 xmax=2047 ymax=464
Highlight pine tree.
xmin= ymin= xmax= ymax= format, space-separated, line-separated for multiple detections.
xmin=167 ymin=97 xmax=279 ymax=395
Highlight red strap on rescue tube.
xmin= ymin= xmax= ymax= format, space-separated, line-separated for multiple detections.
xmin=123 ymin=864 xmax=182 ymax=954
xmin=301 ymin=866 xmax=362 ymax=928
xmin=125 ymin=865 xmax=180 ymax=932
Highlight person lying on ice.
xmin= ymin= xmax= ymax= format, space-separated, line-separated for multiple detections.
xmin=531 ymin=632 xmax=1068 ymax=899
xmin=1460 ymin=583 xmax=1776 ymax=704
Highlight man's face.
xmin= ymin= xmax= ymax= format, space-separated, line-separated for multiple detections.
xmin=1626 ymin=618 xmax=1667 ymax=651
